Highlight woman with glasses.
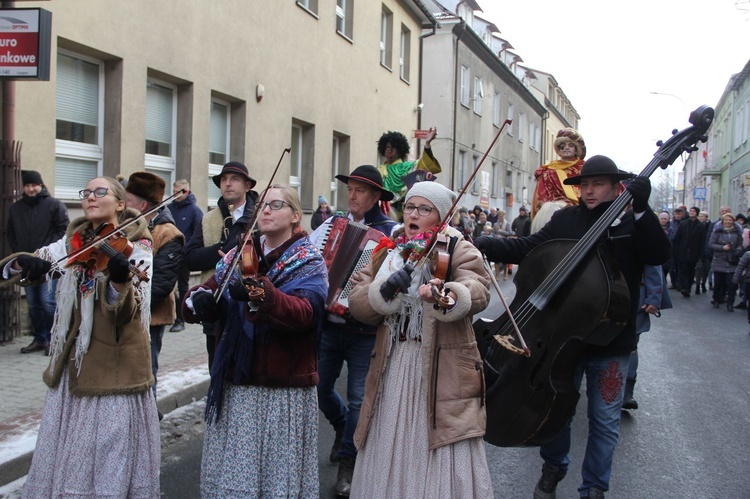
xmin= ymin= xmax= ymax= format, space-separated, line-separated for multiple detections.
xmin=183 ymin=184 xmax=328 ymax=498
xmin=1 ymin=176 xmax=159 ymax=497
xmin=531 ymin=127 xmax=586 ymax=219
xmin=347 ymin=181 xmax=494 ymax=497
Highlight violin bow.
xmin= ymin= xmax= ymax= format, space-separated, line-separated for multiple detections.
xmin=44 ymin=188 xmax=187 ymax=276
xmin=214 ymin=148 xmax=291 ymax=302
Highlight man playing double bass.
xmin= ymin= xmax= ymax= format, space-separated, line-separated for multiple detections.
xmin=474 ymin=155 xmax=671 ymax=499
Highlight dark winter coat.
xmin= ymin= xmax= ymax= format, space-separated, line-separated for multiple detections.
xmin=709 ymin=224 xmax=744 ymax=274
xmin=167 ymin=192 xmax=203 ymax=245
xmin=8 ymin=188 xmax=69 ymax=253
xmin=149 ymin=208 xmax=184 ymax=325
xmin=672 ymin=218 xmax=707 ymax=264
xmin=184 ymin=191 xmax=258 ymax=278
xmin=479 ymin=200 xmax=671 ymax=356
xmin=311 ymin=206 xmax=332 ymax=230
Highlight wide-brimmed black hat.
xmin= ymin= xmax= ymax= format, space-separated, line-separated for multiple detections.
xmin=335 ymin=164 xmax=394 ymax=201
xmin=213 ymin=161 xmax=257 ymax=189
xmin=563 ymin=155 xmax=634 ymax=185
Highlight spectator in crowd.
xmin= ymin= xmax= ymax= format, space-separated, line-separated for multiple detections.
xmin=311 ymin=194 xmax=333 ymax=230
xmin=125 ymin=172 xmax=184 ymax=420
xmin=184 ymin=161 xmax=258 ymax=370
xmin=709 ymin=213 xmax=744 ymax=311
xmin=672 ymin=206 xmax=707 ymax=297
xmin=512 ymin=206 xmax=531 ymax=238
xmin=167 ymin=179 xmax=203 ymax=333
xmin=8 ymin=170 xmax=69 ymax=355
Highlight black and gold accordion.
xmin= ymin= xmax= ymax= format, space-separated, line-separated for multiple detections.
xmin=317 ymin=216 xmax=386 ymax=316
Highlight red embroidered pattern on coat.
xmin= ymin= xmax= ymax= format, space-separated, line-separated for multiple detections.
xmin=597 ymin=361 xmax=624 ymax=405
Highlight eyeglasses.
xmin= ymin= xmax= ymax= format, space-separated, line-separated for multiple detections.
xmin=79 ymin=187 xmax=111 ymax=199
xmin=403 ymin=203 xmax=435 ymax=217
xmin=261 ymin=200 xmax=291 ymax=211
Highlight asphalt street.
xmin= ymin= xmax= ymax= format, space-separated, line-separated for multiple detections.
xmin=5 ymin=272 xmax=750 ymax=498
xmin=158 ymin=275 xmax=750 ymax=498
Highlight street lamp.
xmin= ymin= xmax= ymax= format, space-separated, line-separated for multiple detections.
xmin=649 ymin=91 xmax=688 ymax=113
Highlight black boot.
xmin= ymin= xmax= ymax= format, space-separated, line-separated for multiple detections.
xmin=330 ymin=421 xmax=345 ymax=463
xmin=534 ymin=463 xmax=567 ymax=499
xmin=622 ymin=378 xmax=638 ymax=410
xmin=335 ymin=457 xmax=355 ymax=497
xmin=727 ymin=302 xmax=734 ymax=312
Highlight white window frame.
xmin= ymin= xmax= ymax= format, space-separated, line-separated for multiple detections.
xmin=208 ymin=98 xmax=231 ymax=206
xmin=493 ymin=92 xmax=500 ymax=127
xmin=491 ymin=162 xmax=499 ymax=198
xmin=518 ymin=112 xmax=526 ymax=143
xmin=471 ymin=155 xmax=480 ymax=194
xmin=144 ymin=78 xmax=177 ymax=186
xmin=54 ymin=50 xmax=104 ymax=200
xmin=458 ymin=150 xmax=467 ymax=187
xmin=331 ymin=136 xmax=341 ymax=210
xmin=460 ymin=66 xmax=470 ymax=107
xmin=380 ymin=7 xmax=393 ymax=69
xmin=399 ymin=25 xmax=410 ymax=82
xmin=473 ymin=76 xmax=483 ymax=115
xmin=507 ymin=102 xmax=514 ymax=136
xmin=297 ymin=0 xmax=318 ymax=16
xmin=290 ymin=124 xmax=303 ymax=196
xmin=336 ymin=0 xmax=353 ymax=39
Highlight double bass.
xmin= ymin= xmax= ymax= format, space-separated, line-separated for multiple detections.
xmin=474 ymin=106 xmax=714 ymax=447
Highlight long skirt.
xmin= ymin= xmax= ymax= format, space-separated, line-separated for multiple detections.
xmin=201 ymin=384 xmax=319 ymax=498
xmin=350 ymin=340 xmax=493 ymax=498
xmin=22 ymin=368 xmax=161 ymax=498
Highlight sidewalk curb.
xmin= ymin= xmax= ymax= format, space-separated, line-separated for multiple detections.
xmin=0 ymin=380 xmax=210 ymax=487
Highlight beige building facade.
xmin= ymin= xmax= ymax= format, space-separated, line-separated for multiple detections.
xmin=4 ymin=0 xmax=435 ymax=223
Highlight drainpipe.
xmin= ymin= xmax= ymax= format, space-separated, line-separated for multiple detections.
xmin=450 ymin=20 xmax=467 ymax=191
xmin=2 ymin=0 xmax=14 ymax=142
xmin=417 ymin=23 xmax=436 ymax=154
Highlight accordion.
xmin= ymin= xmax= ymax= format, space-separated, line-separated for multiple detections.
xmin=317 ymin=216 xmax=386 ymax=316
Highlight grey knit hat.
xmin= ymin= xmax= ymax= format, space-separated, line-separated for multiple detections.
xmin=405 ymin=182 xmax=457 ymax=221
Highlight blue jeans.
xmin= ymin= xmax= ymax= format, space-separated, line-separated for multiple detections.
xmin=316 ymin=323 xmax=376 ymax=460
xmin=539 ymin=352 xmax=630 ymax=496
xmin=150 ymin=325 xmax=165 ymax=397
xmin=26 ymin=279 xmax=57 ymax=344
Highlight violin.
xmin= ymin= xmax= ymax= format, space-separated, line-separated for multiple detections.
xmin=214 ymin=148 xmax=291 ymax=302
xmin=69 ymin=223 xmax=150 ymax=282
xmin=238 ymin=241 xmax=265 ymax=302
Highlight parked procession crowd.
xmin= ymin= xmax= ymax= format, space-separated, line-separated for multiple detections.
xmin=3 ymin=125 xmax=742 ymax=499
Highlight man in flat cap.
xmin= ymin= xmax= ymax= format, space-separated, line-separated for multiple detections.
xmin=184 ymin=161 xmax=258 ymax=370
xmin=473 ymin=155 xmax=670 ymax=499
xmin=9 ymin=170 xmax=69 ymax=355
xmin=126 ymin=172 xmax=184 ymax=419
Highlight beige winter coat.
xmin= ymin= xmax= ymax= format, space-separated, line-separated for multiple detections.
xmin=348 ymin=228 xmax=490 ymax=451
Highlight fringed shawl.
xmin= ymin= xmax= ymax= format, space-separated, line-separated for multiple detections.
xmin=205 ymin=233 xmax=328 ymax=423
xmin=42 ymin=215 xmax=152 ymax=374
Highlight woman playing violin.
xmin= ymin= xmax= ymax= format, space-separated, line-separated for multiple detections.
xmin=183 ymin=184 xmax=327 ymax=498
xmin=0 ymin=176 xmax=158 ymax=498
xmin=347 ymin=181 xmax=493 ymax=498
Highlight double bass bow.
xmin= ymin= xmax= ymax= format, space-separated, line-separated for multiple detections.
xmin=474 ymin=105 xmax=714 ymax=447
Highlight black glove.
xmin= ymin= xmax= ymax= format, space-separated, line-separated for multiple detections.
xmin=379 ymin=264 xmax=414 ymax=302
xmin=729 ymin=282 xmax=739 ymax=294
xmin=16 ymin=254 xmax=51 ymax=282
xmin=220 ymin=223 xmax=247 ymax=254
xmin=192 ymin=291 xmax=218 ymax=322
xmin=473 ymin=236 xmax=494 ymax=256
xmin=106 ymin=252 xmax=131 ymax=284
xmin=627 ymin=177 xmax=651 ymax=213
xmin=229 ymin=280 xmax=250 ymax=302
